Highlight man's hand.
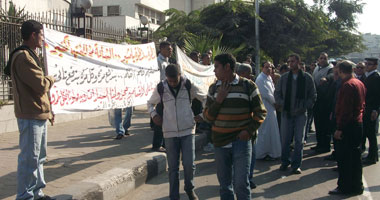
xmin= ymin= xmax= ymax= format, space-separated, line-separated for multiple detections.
xmin=334 ymin=130 xmax=343 ymax=140
xmin=215 ymin=82 xmax=230 ymax=104
xmin=152 ymin=115 xmax=163 ymax=126
xmin=320 ymin=77 xmax=327 ymax=84
xmin=237 ymin=130 xmax=251 ymax=141
xmin=49 ymin=112 xmax=55 ymax=126
xmin=194 ymin=115 xmax=204 ymax=123
xmin=371 ymin=110 xmax=378 ymax=121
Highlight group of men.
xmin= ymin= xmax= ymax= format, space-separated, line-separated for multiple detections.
xmin=7 ymin=19 xmax=379 ymax=200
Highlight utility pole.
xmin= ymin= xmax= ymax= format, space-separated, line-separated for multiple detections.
xmin=255 ymin=0 xmax=260 ymax=76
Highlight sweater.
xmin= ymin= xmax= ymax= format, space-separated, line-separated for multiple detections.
xmin=203 ymin=75 xmax=267 ymax=147
xmin=335 ymin=77 xmax=366 ymax=131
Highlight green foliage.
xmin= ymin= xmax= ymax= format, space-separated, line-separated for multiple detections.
xmin=156 ymin=0 xmax=364 ymax=65
xmin=0 ymin=1 xmax=27 ymax=23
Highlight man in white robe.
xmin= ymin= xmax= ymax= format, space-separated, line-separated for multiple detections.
xmin=255 ymin=62 xmax=282 ymax=160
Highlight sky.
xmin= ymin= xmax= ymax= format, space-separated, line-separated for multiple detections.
xmin=304 ymin=0 xmax=380 ymax=35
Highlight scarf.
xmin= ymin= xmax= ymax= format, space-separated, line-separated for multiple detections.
xmin=283 ymin=70 xmax=306 ymax=112
xmin=4 ymin=45 xmax=42 ymax=76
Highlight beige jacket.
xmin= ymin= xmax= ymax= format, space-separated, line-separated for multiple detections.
xmin=11 ymin=49 xmax=55 ymax=120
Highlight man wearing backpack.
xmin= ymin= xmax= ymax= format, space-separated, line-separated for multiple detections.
xmin=147 ymin=64 xmax=206 ymax=200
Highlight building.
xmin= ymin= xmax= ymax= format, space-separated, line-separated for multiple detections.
xmin=0 ymin=0 xmax=70 ymax=12
xmin=345 ymin=33 xmax=380 ymax=66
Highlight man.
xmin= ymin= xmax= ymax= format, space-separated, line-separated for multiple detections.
xmin=236 ymin=63 xmax=258 ymax=189
xmin=189 ymin=51 xmax=200 ymax=63
xmin=275 ymin=54 xmax=316 ymax=174
xmin=147 ymin=64 xmax=205 ymax=200
xmin=113 ymin=107 xmax=132 ymax=140
xmin=312 ymin=52 xmax=334 ymax=153
xmin=329 ymin=60 xmax=366 ymax=195
xmin=151 ymin=41 xmax=173 ymax=152
xmin=201 ymin=53 xmax=211 ymax=65
xmin=362 ymin=57 xmax=380 ymax=165
xmin=354 ymin=62 xmax=366 ymax=82
xmin=255 ymin=62 xmax=281 ymax=161
xmin=6 ymin=20 xmax=55 ymax=200
xmin=204 ymin=53 xmax=266 ymax=199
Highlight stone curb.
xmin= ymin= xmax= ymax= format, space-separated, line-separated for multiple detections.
xmin=55 ymin=133 xmax=208 ymax=200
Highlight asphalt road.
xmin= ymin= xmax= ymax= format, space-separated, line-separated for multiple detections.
xmin=127 ymin=138 xmax=380 ymax=200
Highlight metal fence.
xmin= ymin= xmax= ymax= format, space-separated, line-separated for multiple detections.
xmin=0 ymin=9 xmax=132 ymax=103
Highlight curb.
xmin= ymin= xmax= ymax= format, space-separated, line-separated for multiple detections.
xmin=55 ymin=133 xmax=208 ymax=200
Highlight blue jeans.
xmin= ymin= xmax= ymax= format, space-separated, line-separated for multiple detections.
xmin=165 ymin=135 xmax=195 ymax=200
xmin=249 ymin=139 xmax=256 ymax=183
xmin=214 ymin=139 xmax=252 ymax=200
xmin=114 ymin=107 xmax=132 ymax=135
xmin=280 ymin=112 xmax=307 ymax=169
xmin=16 ymin=119 xmax=47 ymax=200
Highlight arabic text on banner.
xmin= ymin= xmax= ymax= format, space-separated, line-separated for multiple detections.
xmin=44 ymin=27 xmax=160 ymax=113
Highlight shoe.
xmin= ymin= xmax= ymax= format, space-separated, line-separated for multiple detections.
xmin=185 ymin=190 xmax=198 ymax=200
xmin=124 ymin=130 xmax=130 ymax=136
xmin=36 ymin=196 xmax=56 ymax=200
xmin=292 ymin=168 xmax=302 ymax=174
xmin=115 ymin=134 xmax=124 ymax=140
xmin=263 ymin=155 xmax=276 ymax=161
xmin=311 ymin=146 xmax=320 ymax=150
xmin=249 ymin=180 xmax=257 ymax=189
xmin=152 ymin=147 xmax=166 ymax=153
xmin=279 ymin=164 xmax=288 ymax=171
xmin=363 ymin=158 xmax=377 ymax=165
xmin=329 ymin=188 xmax=344 ymax=195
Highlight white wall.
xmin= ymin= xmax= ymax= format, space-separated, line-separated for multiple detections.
xmin=1 ymin=0 xmax=71 ymax=12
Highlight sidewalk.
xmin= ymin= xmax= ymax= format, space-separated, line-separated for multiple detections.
xmin=0 ymin=106 xmax=207 ymax=200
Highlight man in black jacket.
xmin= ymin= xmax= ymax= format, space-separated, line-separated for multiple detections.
xmin=362 ymin=58 xmax=380 ymax=165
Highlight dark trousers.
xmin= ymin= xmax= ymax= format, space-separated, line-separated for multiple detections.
xmin=362 ymin=113 xmax=378 ymax=159
xmin=304 ymin=108 xmax=314 ymax=141
xmin=336 ymin=122 xmax=363 ymax=193
xmin=152 ymin=122 xmax=165 ymax=149
xmin=314 ymin=106 xmax=331 ymax=150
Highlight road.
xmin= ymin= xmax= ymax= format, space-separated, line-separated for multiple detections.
xmin=127 ymin=140 xmax=380 ymax=200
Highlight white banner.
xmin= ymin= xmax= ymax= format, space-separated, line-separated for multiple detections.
xmin=44 ymin=27 xmax=160 ymax=113
xmin=176 ymin=46 xmax=215 ymax=93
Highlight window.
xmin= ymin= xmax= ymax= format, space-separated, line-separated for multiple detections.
xmin=107 ymin=5 xmax=120 ymax=16
xmin=91 ymin=6 xmax=103 ymax=17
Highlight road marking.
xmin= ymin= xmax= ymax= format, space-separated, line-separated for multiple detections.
xmin=362 ymin=176 xmax=373 ymax=200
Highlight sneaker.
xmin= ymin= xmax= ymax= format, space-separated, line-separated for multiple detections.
xmin=249 ymin=180 xmax=257 ymax=189
xmin=115 ymin=134 xmax=124 ymax=140
xmin=203 ymin=143 xmax=214 ymax=152
xmin=124 ymin=130 xmax=130 ymax=136
xmin=292 ymin=168 xmax=302 ymax=174
xmin=185 ymin=190 xmax=198 ymax=200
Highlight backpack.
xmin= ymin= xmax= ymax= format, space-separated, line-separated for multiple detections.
xmin=156 ymin=78 xmax=202 ymax=117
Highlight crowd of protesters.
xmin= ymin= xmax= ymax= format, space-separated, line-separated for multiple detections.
xmin=7 ymin=20 xmax=379 ymax=200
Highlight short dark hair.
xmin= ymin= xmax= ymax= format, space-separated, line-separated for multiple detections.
xmin=338 ymin=60 xmax=354 ymax=74
xmin=165 ymin=64 xmax=181 ymax=78
xmin=279 ymin=64 xmax=289 ymax=72
xmin=21 ymin=20 xmax=43 ymax=41
xmin=201 ymin=53 xmax=209 ymax=59
xmin=214 ymin=53 xmax=236 ymax=71
xmin=190 ymin=51 xmax=199 ymax=57
xmin=159 ymin=41 xmax=171 ymax=50
xmin=289 ymin=53 xmax=301 ymax=62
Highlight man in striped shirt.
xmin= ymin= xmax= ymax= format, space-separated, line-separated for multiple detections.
xmin=204 ymin=53 xmax=267 ymax=200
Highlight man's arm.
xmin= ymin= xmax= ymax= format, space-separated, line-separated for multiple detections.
xmin=14 ymin=52 xmax=54 ymax=95
xmin=305 ymin=75 xmax=317 ymax=109
xmin=274 ymin=75 xmax=284 ymax=108
xmin=203 ymin=84 xmax=222 ymax=123
xmin=147 ymin=86 xmax=161 ymax=119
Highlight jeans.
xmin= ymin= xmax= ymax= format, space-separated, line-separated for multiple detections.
xmin=114 ymin=107 xmax=132 ymax=135
xmin=214 ymin=139 xmax=252 ymax=200
xmin=280 ymin=112 xmax=307 ymax=169
xmin=249 ymin=139 xmax=256 ymax=183
xmin=16 ymin=119 xmax=47 ymax=200
xmin=165 ymin=135 xmax=195 ymax=200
